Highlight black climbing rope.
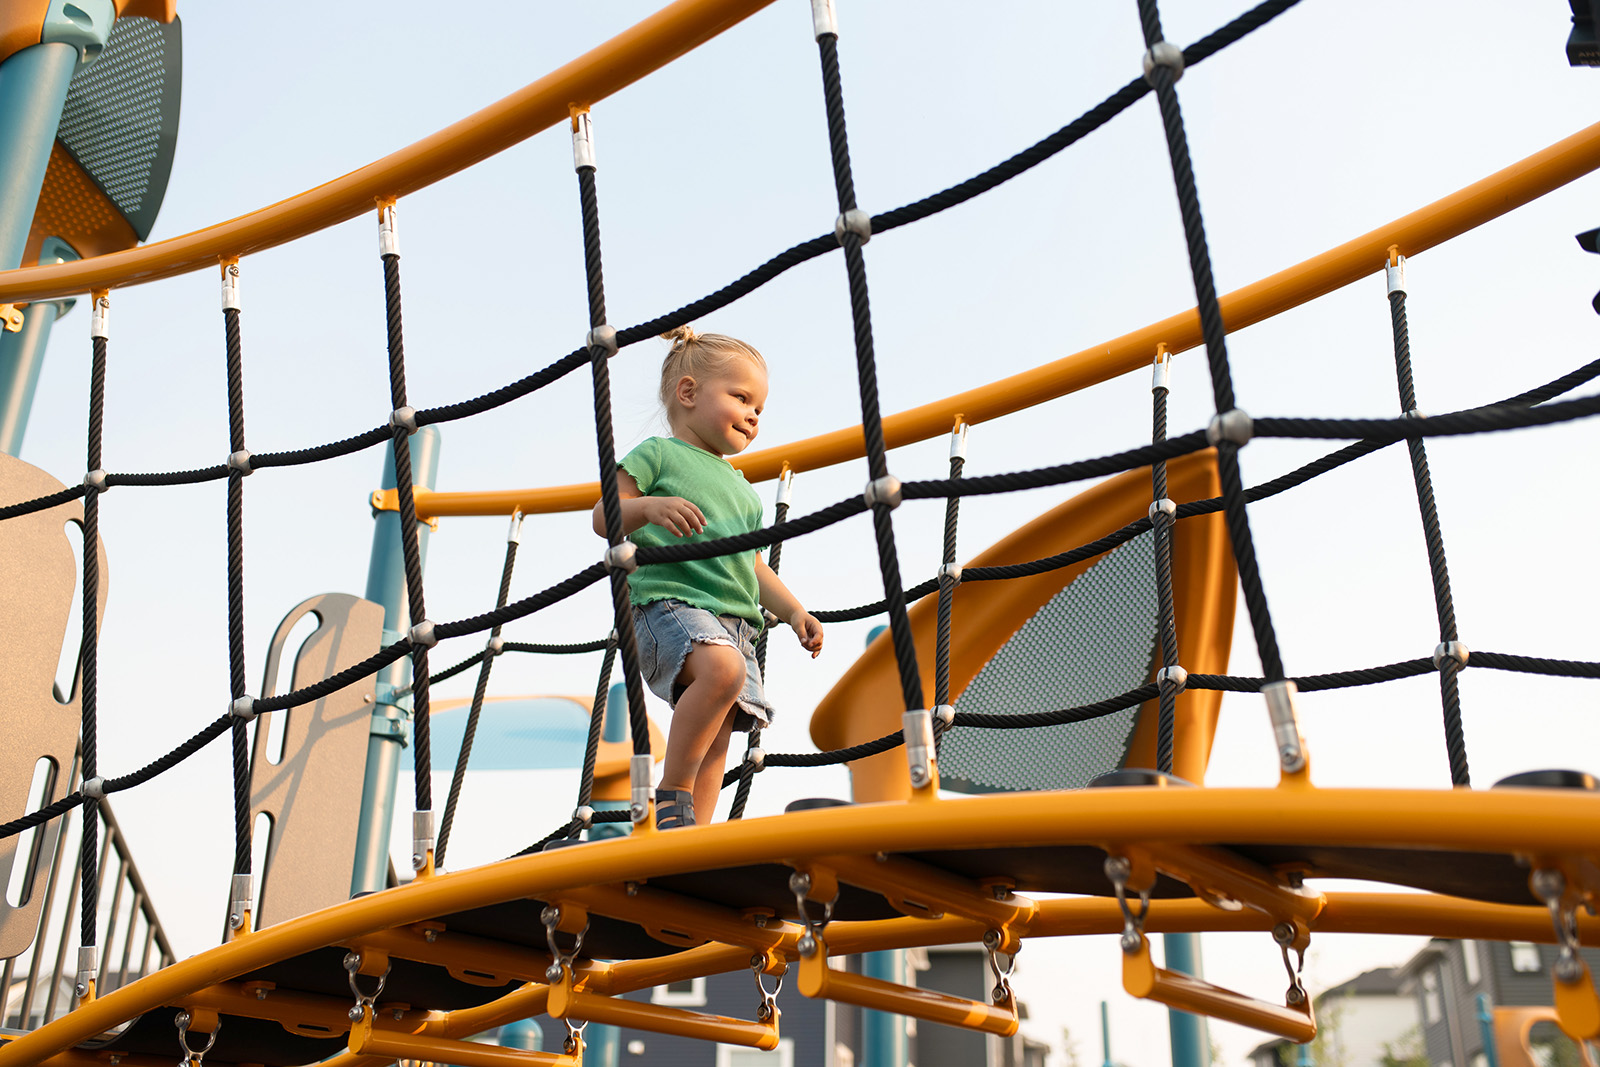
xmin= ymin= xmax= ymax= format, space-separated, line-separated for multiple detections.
xmin=1386 ymin=258 xmax=1470 ymax=786
xmin=220 ymin=262 xmax=254 ymax=890
xmin=1150 ymin=349 xmax=1182 ymax=774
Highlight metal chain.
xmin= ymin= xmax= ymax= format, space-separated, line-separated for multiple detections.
xmin=751 ymin=953 xmax=787 ymax=1022
xmin=343 ymin=952 xmax=390 ymax=1021
xmin=542 ymin=905 xmax=591 ymax=983
xmin=982 ymin=930 xmax=1018 ymax=1005
xmin=1531 ymin=869 xmax=1588 ymax=984
xmin=174 ymin=1010 xmax=219 ymax=1067
xmin=1104 ymin=856 xmax=1151 ymax=953
xmin=1272 ymin=922 xmax=1309 ymax=1007
xmin=563 ymin=1018 xmax=588 ymax=1056
xmin=789 ymin=872 xmax=837 ymax=958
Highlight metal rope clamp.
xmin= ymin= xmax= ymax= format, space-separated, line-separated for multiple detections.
xmin=226 ymin=450 xmax=253 ymax=476
xmin=788 ymin=871 xmax=837 ymax=959
xmin=412 ymin=809 xmax=434 ymax=872
xmin=1142 ymin=41 xmax=1184 ymax=84
xmin=1262 ymin=680 xmax=1307 ymax=774
xmin=835 ymin=208 xmax=871 ymax=246
xmin=1156 ymin=665 xmax=1188 ymax=694
xmin=229 ymin=695 xmax=257 ymax=723
xmin=343 ymin=951 xmax=390 ymax=1022
xmin=220 ymin=262 xmax=241 ymax=312
xmin=938 ymin=562 xmax=963 ymax=585
xmin=83 ymin=469 xmax=108 ymax=494
xmin=571 ymin=108 xmax=596 ymax=172
xmin=228 ymin=873 xmax=253 ymax=931
xmin=1432 ymin=641 xmax=1469 ymax=670
xmin=388 ymin=406 xmax=418 ymax=435
xmin=90 ymin=293 xmax=110 ymax=340
xmin=606 ymin=541 xmax=638 ymax=575
xmin=810 ymin=0 xmax=838 ymax=40
xmin=902 ymin=708 xmax=937 ymax=789
xmin=408 ymin=620 xmax=438 ymax=649
xmin=586 ymin=323 xmax=618 ymax=357
xmin=1386 ymin=254 xmax=1407 ymax=297
xmin=1206 ymin=408 xmax=1253 ymax=447
xmin=864 ymin=474 xmax=902 ymax=510
xmin=629 ymin=752 xmax=651 ymax=822
xmin=378 ymin=202 xmax=400 ymax=258
xmin=1148 ymin=498 xmax=1177 ymax=527
xmin=743 ymin=745 xmax=766 ymax=772
xmin=75 ymin=945 xmax=97 ymax=998
xmin=175 ymin=1010 xmax=219 ymax=1067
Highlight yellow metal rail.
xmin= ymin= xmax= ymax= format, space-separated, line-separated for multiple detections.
xmin=0 ymin=0 xmax=780 ymax=304
xmin=376 ymin=119 xmax=1600 ymax=518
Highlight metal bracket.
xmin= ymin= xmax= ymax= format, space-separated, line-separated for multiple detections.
xmin=369 ymin=487 xmax=438 ymax=531
xmin=0 ymin=305 xmax=23 ymax=333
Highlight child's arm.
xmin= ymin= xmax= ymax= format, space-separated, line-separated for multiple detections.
xmin=591 ymin=470 xmax=707 ymax=538
xmin=755 ymin=556 xmax=824 ymax=658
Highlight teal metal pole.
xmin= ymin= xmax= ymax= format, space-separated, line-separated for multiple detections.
xmin=1475 ymin=994 xmax=1497 ymax=1067
xmin=0 ymin=3 xmax=114 ymax=449
xmin=0 ymin=295 xmax=72 ymax=455
xmin=862 ymin=951 xmax=909 ymax=1066
xmin=1101 ymin=1000 xmax=1114 ymax=1067
xmin=351 ymin=425 xmax=442 ymax=895
xmin=1164 ymin=933 xmax=1210 ymax=1067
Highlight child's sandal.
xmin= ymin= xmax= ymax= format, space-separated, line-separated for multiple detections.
xmin=654 ymin=789 xmax=696 ymax=830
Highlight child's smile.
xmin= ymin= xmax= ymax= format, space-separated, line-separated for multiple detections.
xmin=676 ymin=358 xmax=768 ymax=457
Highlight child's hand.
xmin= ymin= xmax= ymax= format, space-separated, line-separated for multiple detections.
xmin=790 ymin=610 xmax=824 ymax=658
xmin=640 ymin=496 xmax=706 ymax=537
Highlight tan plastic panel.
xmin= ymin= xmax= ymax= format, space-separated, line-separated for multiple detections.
xmin=249 ymin=594 xmax=384 ymax=928
xmin=0 ymin=453 xmax=107 ymax=960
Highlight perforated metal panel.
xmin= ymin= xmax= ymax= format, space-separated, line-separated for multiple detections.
xmin=938 ymin=532 xmax=1158 ymax=793
xmin=55 ymin=15 xmax=181 ymax=240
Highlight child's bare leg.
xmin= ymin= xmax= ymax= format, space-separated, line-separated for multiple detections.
xmin=692 ymin=708 xmax=739 ymax=825
xmin=659 ymin=641 xmax=746 ymax=813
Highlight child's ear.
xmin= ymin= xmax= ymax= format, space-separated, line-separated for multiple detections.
xmin=675 ymin=375 xmax=698 ymax=408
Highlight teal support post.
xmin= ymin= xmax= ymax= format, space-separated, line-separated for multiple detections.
xmin=1101 ymin=1000 xmax=1115 ymax=1067
xmin=1296 ymin=1038 xmax=1311 ymax=1067
xmin=496 ymin=1019 xmax=542 ymax=1052
xmin=0 ymin=295 xmax=72 ymax=455
xmin=1475 ymin=994 xmax=1498 ymax=1067
xmin=862 ymin=951 xmax=909 ymax=1066
xmin=0 ymin=3 xmax=113 ymax=450
xmin=350 ymin=426 xmax=442 ymax=895
xmin=1164 ymin=933 xmax=1210 ymax=1067
xmin=570 ymin=680 xmax=628 ymax=1067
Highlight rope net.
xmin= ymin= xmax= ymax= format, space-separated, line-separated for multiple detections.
xmin=0 ymin=0 xmax=1596 ymax=911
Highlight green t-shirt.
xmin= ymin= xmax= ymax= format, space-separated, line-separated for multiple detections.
xmin=620 ymin=436 xmax=765 ymax=626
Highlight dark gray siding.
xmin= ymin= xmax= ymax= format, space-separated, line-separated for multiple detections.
xmin=913 ymin=948 xmax=990 ymax=1067
xmin=1486 ymin=941 xmax=1600 ymax=1008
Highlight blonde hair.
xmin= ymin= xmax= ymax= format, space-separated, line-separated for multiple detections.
xmin=657 ymin=325 xmax=767 ymax=414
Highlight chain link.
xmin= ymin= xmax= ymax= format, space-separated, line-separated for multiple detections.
xmin=789 ymin=872 xmax=837 ymax=958
xmin=752 ymin=953 xmax=788 ymax=1022
xmin=174 ymin=1010 xmax=219 ymax=1067
xmin=343 ymin=952 xmax=390 ymax=1022
xmin=1531 ymin=869 xmax=1588 ymax=984
xmin=1272 ymin=922 xmax=1309 ymax=1007
xmin=983 ymin=929 xmax=1018 ymax=1005
xmin=542 ymin=905 xmax=591 ymax=984
xmin=1104 ymin=856 xmax=1151 ymax=953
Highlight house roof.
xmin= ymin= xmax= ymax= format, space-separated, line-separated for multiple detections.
xmin=1322 ymin=966 xmax=1405 ymax=998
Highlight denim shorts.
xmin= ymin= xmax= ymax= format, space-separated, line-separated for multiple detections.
xmin=632 ymin=599 xmax=775 ymax=730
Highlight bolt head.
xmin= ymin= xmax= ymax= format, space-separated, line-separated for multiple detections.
xmin=1120 ymin=930 xmax=1143 ymax=954
xmin=993 ymin=984 xmax=1009 ymax=1004
xmin=1556 ymin=956 xmax=1585 ymax=984
xmin=424 ymin=929 xmax=438 ymax=942
xmin=909 ymin=766 xmax=930 ymax=787
xmin=255 ymin=988 xmax=268 ymax=1000
xmin=1287 ymin=987 xmax=1307 ymax=1007
xmin=546 ymin=963 xmax=565 ymax=983
xmin=411 ymin=852 xmax=425 ymax=870
xmin=625 ymin=881 xmax=639 ymax=896
xmin=228 ymin=912 xmax=243 ymax=929
xmin=75 ymin=982 xmax=87 ymax=996
xmin=348 ymin=1006 xmax=364 ymax=1022
xmin=983 ymin=929 xmax=1002 ymax=950
xmin=392 ymin=1008 xmax=405 ymax=1021
xmin=797 ymin=934 xmax=817 ymax=958
xmin=1530 ymin=868 xmax=1566 ymax=903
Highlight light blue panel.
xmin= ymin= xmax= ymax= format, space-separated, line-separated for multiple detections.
xmin=403 ymin=697 xmax=593 ymax=772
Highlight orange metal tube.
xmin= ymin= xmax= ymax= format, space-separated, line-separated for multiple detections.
xmin=1123 ymin=938 xmax=1315 ymax=1043
xmin=349 ymin=1012 xmax=576 ymax=1067
xmin=548 ymin=973 xmax=780 ymax=1050
xmin=1133 ymin=843 xmax=1324 ymax=927
xmin=797 ymin=947 xmax=1018 ymax=1036
xmin=0 ymin=0 xmax=779 ymax=303
xmin=395 ymin=119 xmax=1600 ymax=517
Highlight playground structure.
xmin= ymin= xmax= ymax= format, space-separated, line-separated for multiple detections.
xmin=0 ymin=1 xmax=1598 ymax=1066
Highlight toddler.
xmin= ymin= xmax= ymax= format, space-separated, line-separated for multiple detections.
xmin=593 ymin=325 xmax=823 ymax=829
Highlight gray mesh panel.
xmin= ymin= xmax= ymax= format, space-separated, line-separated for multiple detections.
xmin=938 ymin=531 xmax=1158 ymax=793
xmin=56 ymin=15 xmax=182 ymax=240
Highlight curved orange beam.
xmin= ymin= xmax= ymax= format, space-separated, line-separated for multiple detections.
xmin=0 ymin=0 xmax=779 ymax=303
xmin=393 ymin=119 xmax=1600 ymax=518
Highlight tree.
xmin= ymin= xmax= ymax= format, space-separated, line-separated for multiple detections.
xmin=1379 ymin=1027 xmax=1427 ymax=1067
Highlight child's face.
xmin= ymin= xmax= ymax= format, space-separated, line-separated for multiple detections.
xmin=676 ymin=357 xmax=768 ymax=456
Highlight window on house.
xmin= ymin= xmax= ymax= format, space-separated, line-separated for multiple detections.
xmin=1510 ymin=942 xmax=1543 ymax=973
xmin=1461 ymin=940 xmax=1481 ymax=985
xmin=1421 ymin=969 xmax=1441 ymax=1023
xmin=652 ymin=976 xmax=707 ymax=1006
xmin=716 ymin=1038 xmax=794 ymax=1067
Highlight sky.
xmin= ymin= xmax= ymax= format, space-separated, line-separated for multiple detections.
xmin=7 ymin=2 xmax=1600 ymax=1066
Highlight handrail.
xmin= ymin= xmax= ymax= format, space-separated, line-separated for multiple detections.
xmin=0 ymin=0 xmax=779 ymax=304
xmin=388 ymin=119 xmax=1600 ymax=517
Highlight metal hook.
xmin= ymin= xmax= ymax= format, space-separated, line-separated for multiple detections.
xmin=175 ymin=1010 xmax=219 ymax=1067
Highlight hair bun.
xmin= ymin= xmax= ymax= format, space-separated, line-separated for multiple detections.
xmin=660 ymin=324 xmax=699 ymax=348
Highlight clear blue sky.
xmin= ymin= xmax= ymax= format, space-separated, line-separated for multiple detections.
xmin=12 ymin=3 xmax=1600 ymax=1065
